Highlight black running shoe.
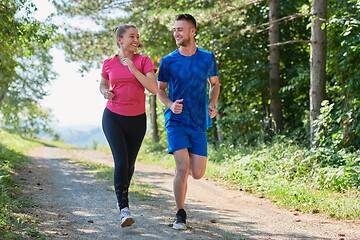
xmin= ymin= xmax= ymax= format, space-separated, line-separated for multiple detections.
xmin=172 ymin=209 xmax=187 ymax=230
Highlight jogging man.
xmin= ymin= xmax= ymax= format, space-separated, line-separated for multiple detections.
xmin=157 ymin=13 xmax=220 ymax=230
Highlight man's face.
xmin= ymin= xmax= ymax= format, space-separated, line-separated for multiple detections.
xmin=173 ymin=20 xmax=194 ymax=46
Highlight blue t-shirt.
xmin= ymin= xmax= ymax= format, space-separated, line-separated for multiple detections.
xmin=158 ymin=48 xmax=218 ymax=131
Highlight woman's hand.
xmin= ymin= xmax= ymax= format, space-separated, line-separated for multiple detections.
xmin=103 ymin=89 xmax=115 ymax=100
xmin=122 ymin=58 xmax=135 ymax=68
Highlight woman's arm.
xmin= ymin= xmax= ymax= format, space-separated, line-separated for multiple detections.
xmin=123 ymin=58 xmax=158 ymax=95
xmin=99 ymin=77 xmax=115 ymax=99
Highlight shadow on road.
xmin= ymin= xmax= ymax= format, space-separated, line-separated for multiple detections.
xmin=18 ymin=147 xmax=353 ymax=240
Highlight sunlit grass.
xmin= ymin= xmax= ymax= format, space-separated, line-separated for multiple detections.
xmin=134 ymin=133 xmax=360 ymax=220
xmin=137 ymin=147 xmax=175 ymax=169
xmin=0 ymin=129 xmax=46 ymax=239
xmin=76 ymin=161 xmax=158 ymax=202
xmin=260 ymin=181 xmax=356 ymax=220
xmin=83 ymin=132 xmax=360 ymax=220
xmin=75 ymin=161 xmax=113 ymax=180
xmin=30 ymin=138 xmax=79 ymax=150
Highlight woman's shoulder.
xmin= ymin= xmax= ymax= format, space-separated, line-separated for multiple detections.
xmin=135 ymin=54 xmax=151 ymax=60
xmin=103 ymin=55 xmax=117 ymax=64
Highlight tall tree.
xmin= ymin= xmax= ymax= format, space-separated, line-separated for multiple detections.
xmin=310 ymin=0 xmax=327 ymax=145
xmin=269 ymin=0 xmax=284 ymax=132
xmin=0 ymin=0 xmax=57 ymax=135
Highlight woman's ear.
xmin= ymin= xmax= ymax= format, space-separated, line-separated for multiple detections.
xmin=116 ymin=37 xmax=122 ymax=46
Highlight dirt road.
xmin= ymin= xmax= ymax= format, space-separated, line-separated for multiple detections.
xmin=19 ymin=146 xmax=359 ymax=239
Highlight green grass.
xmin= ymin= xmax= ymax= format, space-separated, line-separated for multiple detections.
xmin=205 ymin=141 xmax=360 ymax=220
xmin=76 ymin=161 xmax=158 ymax=202
xmin=0 ymin=129 xmax=159 ymax=239
xmin=75 ymin=161 xmax=113 ymax=181
xmin=0 ymin=129 xmax=47 ymax=239
xmin=134 ymin=134 xmax=360 ymax=221
xmin=31 ymin=138 xmax=79 ymax=150
xmin=33 ymin=131 xmax=360 ymax=221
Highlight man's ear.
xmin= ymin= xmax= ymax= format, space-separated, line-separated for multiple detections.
xmin=190 ymin=27 xmax=196 ymax=36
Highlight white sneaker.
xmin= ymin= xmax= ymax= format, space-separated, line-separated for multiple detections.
xmin=120 ymin=207 xmax=134 ymax=227
xmin=173 ymin=221 xmax=187 ymax=230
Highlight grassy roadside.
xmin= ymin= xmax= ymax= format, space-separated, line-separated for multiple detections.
xmin=136 ymin=135 xmax=360 ymax=221
xmin=0 ymin=129 xmax=45 ymax=239
xmin=0 ymin=130 xmax=78 ymax=239
xmin=82 ymin=134 xmax=360 ymax=221
xmin=1 ymin=127 xmax=357 ymax=239
xmin=0 ymin=129 xmax=156 ymax=239
xmin=75 ymin=160 xmax=158 ymax=202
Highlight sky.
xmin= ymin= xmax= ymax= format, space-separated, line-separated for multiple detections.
xmin=33 ymin=0 xmax=107 ymax=127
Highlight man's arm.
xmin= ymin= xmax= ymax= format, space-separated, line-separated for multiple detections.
xmin=208 ymin=76 xmax=220 ymax=118
xmin=157 ymin=81 xmax=184 ymax=114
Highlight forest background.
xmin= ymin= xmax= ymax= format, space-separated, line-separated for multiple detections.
xmin=1 ymin=0 xmax=360 ymax=231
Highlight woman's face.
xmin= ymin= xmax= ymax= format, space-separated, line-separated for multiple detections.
xmin=117 ymin=27 xmax=140 ymax=51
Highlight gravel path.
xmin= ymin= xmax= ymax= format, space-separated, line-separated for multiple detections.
xmin=18 ymin=146 xmax=360 ymax=240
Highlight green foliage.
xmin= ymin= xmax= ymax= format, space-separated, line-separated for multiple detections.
xmin=54 ymin=0 xmax=360 ymax=164
xmin=325 ymin=0 xmax=360 ymax=151
xmin=205 ymin=138 xmax=360 ymax=218
xmin=313 ymin=100 xmax=359 ymax=152
xmin=51 ymin=0 xmax=360 ymax=150
xmin=0 ymin=0 xmax=58 ymax=136
xmin=0 ymin=129 xmax=42 ymax=238
xmin=141 ymin=135 xmax=360 ymax=218
xmin=211 ymin=134 xmax=360 ymax=193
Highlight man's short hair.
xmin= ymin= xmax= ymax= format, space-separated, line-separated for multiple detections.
xmin=175 ymin=14 xmax=196 ymax=29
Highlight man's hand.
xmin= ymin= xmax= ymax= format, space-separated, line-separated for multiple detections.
xmin=208 ymin=105 xmax=217 ymax=118
xmin=170 ymin=99 xmax=184 ymax=114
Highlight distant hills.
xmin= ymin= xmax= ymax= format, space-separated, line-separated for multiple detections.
xmin=56 ymin=125 xmax=107 ymax=149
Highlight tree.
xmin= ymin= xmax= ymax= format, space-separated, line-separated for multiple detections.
xmin=52 ymin=0 xmax=360 ymax=150
xmin=0 ymin=0 xmax=58 ymax=136
xmin=269 ymin=0 xmax=284 ymax=132
xmin=310 ymin=0 xmax=327 ymax=145
xmin=52 ymin=0 xmax=174 ymax=143
xmin=322 ymin=0 xmax=360 ymax=150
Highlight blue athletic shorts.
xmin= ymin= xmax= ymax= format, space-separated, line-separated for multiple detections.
xmin=166 ymin=126 xmax=208 ymax=157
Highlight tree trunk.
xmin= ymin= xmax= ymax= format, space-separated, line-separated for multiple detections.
xmin=0 ymin=92 xmax=5 ymax=104
xmin=215 ymin=101 xmax=224 ymax=143
xmin=269 ymin=0 xmax=284 ymax=132
xmin=310 ymin=0 xmax=327 ymax=145
xmin=150 ymin=95 xmax=159 ymax=142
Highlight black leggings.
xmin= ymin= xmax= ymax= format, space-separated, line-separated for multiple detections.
xmin=102 ymin=108 xmax=146 ymax=210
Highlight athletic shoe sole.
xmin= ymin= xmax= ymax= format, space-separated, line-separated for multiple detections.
xmin=172 ymin=221 xmax=187 ymax=230
xmin=121 ymin=216 xmax=135 ymax=227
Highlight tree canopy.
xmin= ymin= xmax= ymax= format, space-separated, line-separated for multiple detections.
xmin=0 ymin=0 xmax=58 ymax=135
xmin=52 ymin=0 xmax=360 ymax=151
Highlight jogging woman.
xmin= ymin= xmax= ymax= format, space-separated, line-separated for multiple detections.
xmin=100 ymin=24 xmax=158 ymax=227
